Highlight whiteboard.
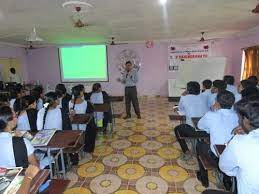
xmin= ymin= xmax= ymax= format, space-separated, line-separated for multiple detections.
xmin=175 ymin=57 xmax=226 ymax=88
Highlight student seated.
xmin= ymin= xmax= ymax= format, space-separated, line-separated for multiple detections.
xmin=203 ymin=96 xmax=259 ymax=194
xmin=196 ymin=91 xmax=239 ymax=187
xmin=37 ymin=92 xmax=71 ymax=130
xmin=69 ymin=85 xmax=89 ymax=130
xmin=31 ymin=86 xmax=44 ymax=111
xmin=9 ymin=85 xmax=25 ymax=109
xmin=55 ymin=83 xmax=71 ymax=114
xmin=174 ymin=81 xmax=209 ymax=156
xmin=69 ymin=85 xmax=97 ymax=153
xmin=77 ymin=84 xmax=88 ymax=100
xmin=247 ymin=75 xmax=258 ymax=88
xmin=201 ymin=79 xmax=212 ymax=107
xmin=0 ymin=106 xmax=39 ymax=168
xmin=86 ymin=83 xmax=112 ymax=132
xmin=241 ymin=86 xmax=259 ymax=99
xmin=13 ymin=95 xmax=38 ymax=131
xmin=0 ymin=94 xmax=9 ymax=106
xmin=208 ymin=80 xmax=227 ymax=109
xmin=223 ymin=75 xmax=238 ymax=95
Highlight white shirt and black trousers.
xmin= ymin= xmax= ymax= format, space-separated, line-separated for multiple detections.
xmin=174 ymin=94 xmax=209 ymax=154
xmin=121 ymin=69 xmax=140 ymax=117
xmin=197 ymin=109 xmax=239 ymax=189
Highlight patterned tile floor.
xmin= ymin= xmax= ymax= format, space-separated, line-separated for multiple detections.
xmin=64 ymin=97 xmax=218 ymax=194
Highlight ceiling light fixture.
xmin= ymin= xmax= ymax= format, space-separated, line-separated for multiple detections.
xmin=159 ymin=0 xmax=167 ymax=5
xmin=62 ymin=1 xmax=93 ymax=12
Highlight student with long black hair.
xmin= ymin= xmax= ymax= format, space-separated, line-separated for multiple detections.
xmin=0 ymin=106 xmax=39 ymax=168
xmin=69 ymin=85 xmax=97 ymax=153
xmin=69 ymin=85 xmax=88 ymax=130
xmin=31 ymin=86 xmax=44 ymax=111
xmin=37 ymin=92 xmax=71 ymax=130
xmin=14 ymin=95 xmax=38 ymax=131
xmin=55 ymin=83 xmax=71 ymax=114
xmin=9 ymin=84 xmax=25 ymax=109
xmin=86 ymin=83 xmax=112 ymax=132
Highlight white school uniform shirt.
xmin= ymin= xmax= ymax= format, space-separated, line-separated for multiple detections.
xmin=207 ymin=93 xmax=217 ymax=109
xmin=17 ymin=112 xmax=31 ymax=131
xmin=37 ymin=98 xmax=44 ymax=111
xmin=198 ymin=109 xmax=239 ymax=156
xmin=10 ymin=98 xmax=16 ymax=109
xmin=37 ymin=107 xmax=62 ymax=130
xmin=69 ymin=100 xmax=88 ymax=130
xmin=90 ymin=92 xmax=104 ymax=120
xmin=226 ymin=84 xmax=238 ymax=96
xmin=201 ymin=89 xmax=211 ymax=109
xmin=58 ymin=97 xmax=63 ymax=108
xmin=219 ymin=128 xmax=259 ymax=194
xmin=235 ymin=93 xmax=242 ymax=103
xmin=178 ymin=94 xmax=208 ymax=127
xmin=0 ymin=132 xmax=34 ymax=168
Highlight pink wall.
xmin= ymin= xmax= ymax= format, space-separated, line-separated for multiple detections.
xmin=27 ymin=43 xmax=176 ymax=96
xmin=8 ymin=30 xmax=259 ymax=96
xmin=0 ymin=45 xmax=28 ymax=81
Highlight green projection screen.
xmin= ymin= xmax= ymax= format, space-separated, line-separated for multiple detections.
xmin=59 ymin=45 xmax=108 ymax=82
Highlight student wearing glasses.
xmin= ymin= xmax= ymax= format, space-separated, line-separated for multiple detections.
xmin=0 ymin=106 xmax=38 ymax=168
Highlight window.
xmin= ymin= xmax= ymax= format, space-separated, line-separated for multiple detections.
xmin=241 ymin=46 xmax=259 ymax=80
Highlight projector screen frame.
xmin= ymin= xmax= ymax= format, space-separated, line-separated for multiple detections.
xmin=58 ymin=45 xmax=109 ymax=83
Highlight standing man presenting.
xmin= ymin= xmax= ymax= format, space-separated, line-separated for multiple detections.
xmin=118 ymin=61 xmax=141 ymax=119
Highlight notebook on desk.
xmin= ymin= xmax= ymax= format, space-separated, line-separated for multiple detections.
xmin=31 ymin=129 xmax=56 ymax=147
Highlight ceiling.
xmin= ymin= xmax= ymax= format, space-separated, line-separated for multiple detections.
xmin=0 ymin=0 xmax=259 ymax=45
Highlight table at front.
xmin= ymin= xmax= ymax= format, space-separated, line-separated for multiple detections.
xmin=30 ymin=170 xmax=50 ymax=194
xmin=40 ymin=179 xmax=70 ymax=194
xmin=34 ymin=130 xmax=84 ymax=178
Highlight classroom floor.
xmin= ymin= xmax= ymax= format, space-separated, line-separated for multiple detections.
xmin=64 ymin=97 xmax=218 ymax=194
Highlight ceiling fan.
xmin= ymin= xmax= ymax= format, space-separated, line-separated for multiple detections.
xmin=199 ymin=32 xmax=218 ymax=42
xmin=109 ymin=37 xmax=128 ymax=46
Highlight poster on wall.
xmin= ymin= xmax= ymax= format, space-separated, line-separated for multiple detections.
xmin=168 ymin=43 xmax=211 ymax=71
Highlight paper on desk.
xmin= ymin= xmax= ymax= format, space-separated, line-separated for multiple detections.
xmin=31 ymin=129 xmax=56 ymax=147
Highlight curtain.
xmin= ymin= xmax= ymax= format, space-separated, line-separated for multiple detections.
xmin=242 ymin=46 xmax=259 ymax=80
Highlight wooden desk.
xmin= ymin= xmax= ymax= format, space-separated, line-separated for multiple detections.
xmin=214 ymin=144 xmax=226 ymax=157
xmin=110 ymin=96 xmax=124 ymax=102
xmin=30 ymin=170 xmax=50 ymax=194
xmin=169 ymin=115 xmax=186 ymax=124
xmin=34 ymin=131 xmax=84 ymax=178
xmin=71 ymin=114 xmax=92 ymax=125
xmin=40 ymin=179 xmax=70 ymax=194
xmin=47 ymin=131 xmax=84 ymax=149
xmin=93 ymin=103 xmax=110 ymax=112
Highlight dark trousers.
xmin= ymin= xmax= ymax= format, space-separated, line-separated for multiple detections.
xmin=196 ymin=141 xmax=235 ymax=192
xmin=125 ymin=86 xmax=140 ymax=116
xmin=174 ymin=124 xmax=209 ymax=153
xmin=196 ymin=141 xmax=218 ymax=186
xmin=84 ymin=118 xmax=97 ymax=153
